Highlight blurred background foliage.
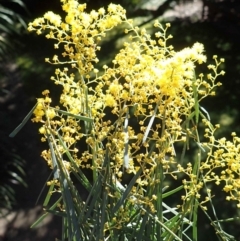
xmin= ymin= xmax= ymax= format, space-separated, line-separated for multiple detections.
xmin=0 ymin=0 xmax=27 ymax=213
xmin=1 ymin=0 xmax=240 ymax=240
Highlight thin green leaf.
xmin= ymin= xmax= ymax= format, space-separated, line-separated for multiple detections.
xmin=9 ymin=103 xmax=38 ymax=137
xmin=35 ymin=170 xmax=54 ymax=205
xmin=137 ymin=209 xmax=149 ymax=240
xmin=56 ymin=131 xmax=92 ymax=191
xmin=192 ymin=71 xmax=199 ymax=124
xmin=123 ymin=108 xmax=129 ymax=169
xmin=43 ymin=182 xmax=55 ymax=207
xmin=192 ymin=199 xmax=198 ymax=241
xmin=162 ymin=185 xmax=183 ymax=198
xmin=142 ymin=101 xmax=159 ymax=144
xmin=140 ymin=206 xmax=183 ymax=241
xmin=51 ymin=134 xmax=82 ymax=240
xmin=213 ymin=217 xmax=240 ymax=223
xmin=54 ymin=108 xmax=93 ymax=122
xmin=99 ymin=156 xmax=110 ymax=240
xmin=82 ymin=167 xmax=106 ymax=223
xmin=83 ymin=85 xmax=92 ymax=133
xmin=30 ymin=196 xmax=62 ymax=228
xmin=162 ymin=202 xmax=192 ymax=225
xmin=57 ymin=164 xmax=80 ymax=240
xmin=113 ymin=167 xmax=142 ymax=214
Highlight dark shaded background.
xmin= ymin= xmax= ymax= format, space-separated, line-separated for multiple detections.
xmin=1 ymin=0 xmax=240 ymax=240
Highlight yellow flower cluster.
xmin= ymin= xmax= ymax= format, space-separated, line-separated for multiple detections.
xmin=28 ymin=1 xmax=126 ymax=75
xmin=28 ymin=0 xmax=240 ymax=212
xmin=201 ymin=123 xmax=240 ymax=206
